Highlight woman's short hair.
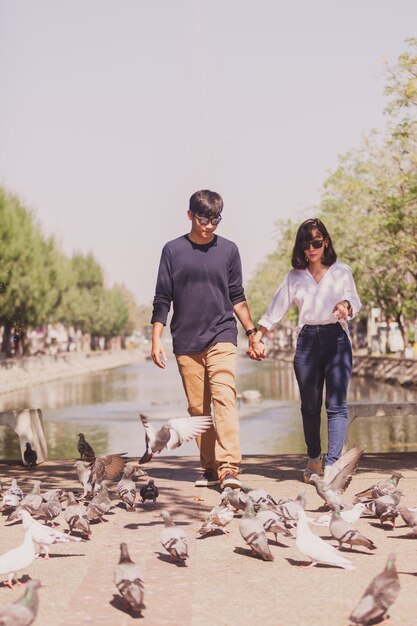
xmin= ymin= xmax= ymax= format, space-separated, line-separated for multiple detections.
xmin=189 ymin=190 xmax=223 ymax=218
xmin=291 ymin=218 xmax=337 ymax=269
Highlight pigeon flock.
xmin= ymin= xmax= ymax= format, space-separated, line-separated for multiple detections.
xmin=0 ymin=420 xmax=414 ymax=625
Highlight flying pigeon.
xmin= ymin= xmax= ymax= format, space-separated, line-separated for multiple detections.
xmin=198 ymin=503 xmax=234 ymax=536
xmin=398 ymin=506 xmax=417 ymax=536
xmin=75 ymin=453 xmax=126 ymax=497
xmin=0 ymin=529 xmax=36 ymax=588
xmin=114 ymin=543 xmax=145 ymax=615
xmin=0 ymin=578 xmax=42 ymax=625
xmin=295 ymin=508 xmax=355 ymax=569
xmin=354 ymin=472 xmax=403 ymax=503
xmin=23 ymin=443 xmax=37 ymax=468
xmin=139 ymin=413 xmax=213 ymax=463
xmin=329 ymin=505 xmax=377 ymax=551
xmin=239 ymin=501 xmax=273 ymax=561
xmin=64 ymin=491 xmax=91 ymax=538
xmin=308 ymin=474 xmax=354 ymax=510
xmin=160 ymin=510 xmax=188 ymax=563
xmin=77 ymin=433 xmax=95 ymax=461
xmin=348 ymin=553 xmax=400 ymax=625
xmin=322 ymin=447 xmax=364 ymax=491
xmin=140 ymin=480 xmax=159 ymax=507
xmin=19 ymin=509 xmax=82 ymax=559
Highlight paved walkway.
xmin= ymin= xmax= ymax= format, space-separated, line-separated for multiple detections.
xmin=0 ymin=453 xmax=416 ymax=626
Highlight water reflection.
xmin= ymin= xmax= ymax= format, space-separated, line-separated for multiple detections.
xmin=0 ymin=355 xmax=415 ymax=460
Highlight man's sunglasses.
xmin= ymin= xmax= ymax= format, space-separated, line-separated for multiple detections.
xmin=300 ymin=239 xmax=324 ymax=251
xmin=194 ymin=214 xmax=222 ymax=226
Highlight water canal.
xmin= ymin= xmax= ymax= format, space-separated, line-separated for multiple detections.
xmin=0 ymin=353 xmax=416 ymax=460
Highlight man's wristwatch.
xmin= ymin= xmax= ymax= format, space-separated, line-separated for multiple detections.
xmin=245 ymin=327 xmax=258 ymax=337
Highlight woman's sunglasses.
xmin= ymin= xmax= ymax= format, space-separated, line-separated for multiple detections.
xmin=194 ymin=214 xmax=222 ymax=226
xmin=300 ymin=239 xmax=324 ymax=251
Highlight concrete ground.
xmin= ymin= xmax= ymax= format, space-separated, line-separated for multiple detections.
xmin=0 ymin=453 xmax=416 ymax=626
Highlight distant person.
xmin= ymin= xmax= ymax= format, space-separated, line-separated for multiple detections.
xmin=247 ymin=218 xmax=361 ymax=482
xmin=150 ymin=190 xmax=258 ymax=490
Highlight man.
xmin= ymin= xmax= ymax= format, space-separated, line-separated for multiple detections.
xmin=151 ymin=189 xmax=258 ymax=489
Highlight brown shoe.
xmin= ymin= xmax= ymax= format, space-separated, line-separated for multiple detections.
xmin=219 ymin=470 xmax=241 ymax=490
xmin=303 ymin=456 xmax=324 ymax=483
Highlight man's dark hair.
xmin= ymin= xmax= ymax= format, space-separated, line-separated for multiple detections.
xmin=189 ymin=190 xmax=223 ymax=218
xmin=291 ymin=218 xmax=337 ymax=269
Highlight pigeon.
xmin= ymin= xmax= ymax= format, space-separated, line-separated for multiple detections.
xmin=239 ymin=501 xmax=273 ymax=561
xmin=295 ymin=508 xmax=355 ymax=569
xmin=0 ymin=578 xmax=42 ymax=625
xmin=309 ymin=503 xmax=367 ymax=528
xmin=23 ymin=443 xmax=37 ymax=468
xmin=329 ymin=505 xmax=376 ymax=551
xmin=117 ymin=463 xmax=146 ymax=511
xmin=398 ymin=506 xmax=417 ymax=536
xmin=354 ymin=472 xmax=403 ymax=502
xmin=33 ymin=499 xmax=62 ymax=527
xmin=77 ymin=433 xmax=95 ymax=461
xmin=277 ymin=489 xmax=307 ymax=509
xmin=240 ymin=484 xmax=278 ymax=508
xmin=11 ymin=481 xmax=43 ymax=517
xmin=0 ymin=529 xmax=36 ymax=587
xmin=275 ymin=491 xmax=306 ymax=528
xmin=140 ymin=480 xmax=159 ymax=507
xmin=75 ymin=453 xmax=126 ymax=497
xmin=160 ymin=510 xmax=188 ymax=562
xmin=348 ymin=553 xmax=400 ymax=625
xmin=86 ymin=483 xmax=112 ymax=522
xmin=114 ymin=543 xmax=145 ymax=615
xmin=139 ymin=413 xmax=213 ymax=463
xmin=221 ymin=488 xmax=252 ymax=513
xmin=198 ymin=503 xmax=234 ymax=536
xmin=19 ymin=509 xmax=82 ymax=558
xmin=64 ymin=491 xmax=91 ymax=537
xmin=41 ymin=488 xmax=65 ymax=503
xmin=322 ymin=447 xmax=364 ymax=491
xmin=255 ymin=503 xmax=293 ymax=543
xmin=0 ymin=479 xmax=23 ymax=513
xmin=308 ymin=474 xmax=354 ymax=510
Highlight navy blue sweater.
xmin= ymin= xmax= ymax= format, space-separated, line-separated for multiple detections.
xmin=151 ymin=234 xmax=246 ymax=355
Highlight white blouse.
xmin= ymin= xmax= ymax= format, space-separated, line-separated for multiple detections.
xmin=258 ymin=260 xmax=362 ymax=337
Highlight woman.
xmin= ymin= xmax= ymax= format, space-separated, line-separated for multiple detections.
xmin=248 ymin=218 xmax=361 ymax=482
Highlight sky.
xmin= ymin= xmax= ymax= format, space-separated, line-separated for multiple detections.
xmin=0 ymin=1 xmax=416 ymax=306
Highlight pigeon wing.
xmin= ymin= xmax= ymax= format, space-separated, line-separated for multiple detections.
xmin=328 ymin=447 xmax=364 ymax=493
xmin=165 ymin=416 xmax=213 ymax=450
xmin=91 ymin=454 xmax=126 ymax=484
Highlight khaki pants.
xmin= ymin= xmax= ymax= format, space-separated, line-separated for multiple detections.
xmin=176 ymin=342 xmax=241 ymax=477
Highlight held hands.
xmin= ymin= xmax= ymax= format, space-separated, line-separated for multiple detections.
xmin=332 ymin=300 xmax=352 ymax=320
xmin=246 ymin=335 xmax=267 ymax=361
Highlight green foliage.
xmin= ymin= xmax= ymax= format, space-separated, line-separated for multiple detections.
xmin=247 ymin=40 xmax=417 ymax=344
xmin=0 ymin=188 xmax=139 ymax=348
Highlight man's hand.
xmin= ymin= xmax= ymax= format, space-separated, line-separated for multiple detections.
xmin=151 ymin=339 xmax=167 ymax=368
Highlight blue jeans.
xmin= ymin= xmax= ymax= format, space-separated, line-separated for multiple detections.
xmin=293 ymin=323 xmax=352 ymax=466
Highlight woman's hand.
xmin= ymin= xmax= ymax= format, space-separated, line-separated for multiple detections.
xmin=333 ymin=300 xmax=351 ymax=320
